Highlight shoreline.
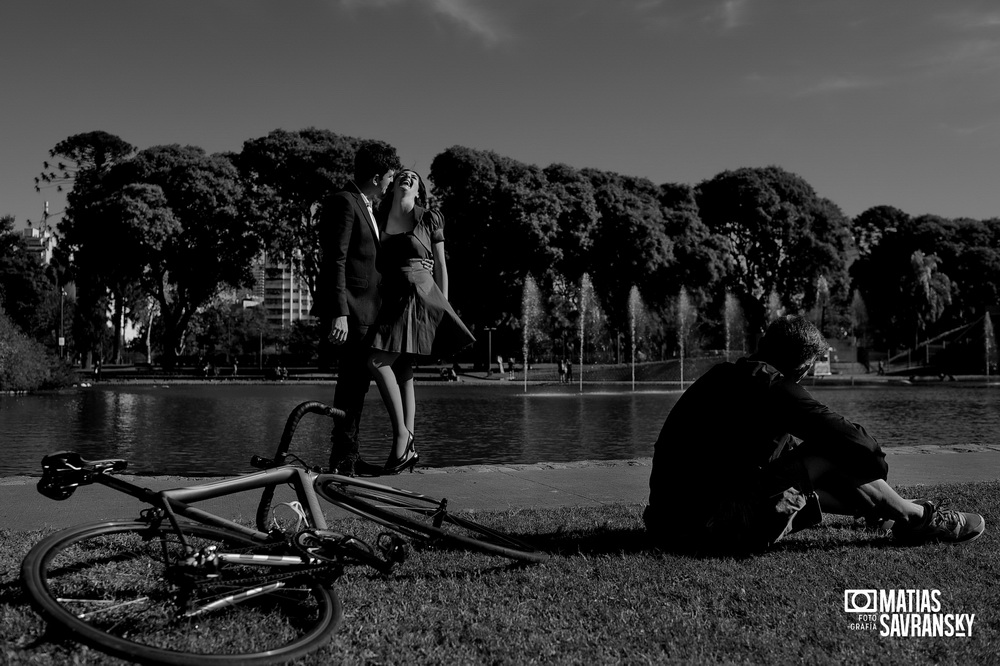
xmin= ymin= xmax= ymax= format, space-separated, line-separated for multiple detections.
xmin=5 ymin=444 xmax=1000 ymax=482
xmin=42 ymin=371 xmax=1000 ymax=388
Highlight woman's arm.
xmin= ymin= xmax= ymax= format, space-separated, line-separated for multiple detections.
xmin=432 ymin=242 xmax=449 ymax=299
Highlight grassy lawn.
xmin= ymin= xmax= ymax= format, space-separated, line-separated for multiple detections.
xmin=2 ymin=481 xmax=997 ymax=665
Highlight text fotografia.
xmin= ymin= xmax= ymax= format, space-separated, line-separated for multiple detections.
xmin=844 ymin=589 xmax=975 ymax=637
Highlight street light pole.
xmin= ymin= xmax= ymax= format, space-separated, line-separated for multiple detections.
xmin=485 ymin=327 xmax=495 ymax=377
xmin=58 ymin=289 xmax=66 ymax=359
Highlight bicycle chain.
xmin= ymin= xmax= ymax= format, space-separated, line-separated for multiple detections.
xmin=177 ymin=543 xmax=342 ymax=594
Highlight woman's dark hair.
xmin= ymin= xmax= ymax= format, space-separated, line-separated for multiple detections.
xmin=756 ymin=315 xmax=828 ymax=376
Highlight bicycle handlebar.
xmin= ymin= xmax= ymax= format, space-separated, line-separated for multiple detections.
xmin=268 ymin=401 xmax=347 ymax=466
xmin=254 ymin=401 xmax=347 ymax=533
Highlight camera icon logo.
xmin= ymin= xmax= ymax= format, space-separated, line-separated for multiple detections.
xmin=844 ymin=589 xmax=878 ymax=613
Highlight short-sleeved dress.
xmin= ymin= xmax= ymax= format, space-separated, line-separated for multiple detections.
xmin=371 ymin=207 xmax=475 ymax=357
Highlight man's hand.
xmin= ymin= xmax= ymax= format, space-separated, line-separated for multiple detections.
xmin=419 ymin=258 xmax=434 ymax=272
xmin=331 ymin=316 xmax=349 ymax=345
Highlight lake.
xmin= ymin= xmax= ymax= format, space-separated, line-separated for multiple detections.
xmin=2 ymin=382 xmax=998 ymax=476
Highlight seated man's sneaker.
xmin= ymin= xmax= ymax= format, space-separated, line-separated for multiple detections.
xmin=893 ymin=499 xmax=985 ymax=545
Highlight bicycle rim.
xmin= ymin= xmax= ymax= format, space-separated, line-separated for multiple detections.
xmin=318 ymin=477 xmax=549 ymax=563
xmin=22 ymin=521 xmax=342 ymax=665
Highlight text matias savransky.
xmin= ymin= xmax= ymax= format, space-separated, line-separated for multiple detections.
xmin=844 ymin=589 xmax=975 ymax=637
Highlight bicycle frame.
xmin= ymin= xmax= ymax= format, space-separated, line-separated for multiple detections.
xmin=90 ymin=464 xmax=329 ymax=544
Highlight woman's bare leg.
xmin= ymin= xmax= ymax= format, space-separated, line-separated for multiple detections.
xmin=392 ymin=355 xmax=415 ymax=448
xmin=368 ymin=351 xmax=409 ymax=458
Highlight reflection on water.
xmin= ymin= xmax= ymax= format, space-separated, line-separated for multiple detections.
xmin=1 ymin=383 xmax=998 ymax=476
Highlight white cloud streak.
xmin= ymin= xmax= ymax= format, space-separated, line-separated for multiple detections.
xmin=337 ymin=0 xmax=509 ymax=46
xmin=793 ymin=76 xmax=884 ymax=97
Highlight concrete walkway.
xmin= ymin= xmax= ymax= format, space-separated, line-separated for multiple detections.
xmin=2 ymin=447 xmax=998 ymax=531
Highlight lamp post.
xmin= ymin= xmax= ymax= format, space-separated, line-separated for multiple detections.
xmin=484 ymin=327 xmax=495 ymax=377
xmin=58 ymin=289 xmax=66 ymax=359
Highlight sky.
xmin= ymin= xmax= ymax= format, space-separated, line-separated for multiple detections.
xmin=4 ymin=0 xmax=1000 ymax=232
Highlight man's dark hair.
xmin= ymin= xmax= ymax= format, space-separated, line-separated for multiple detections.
xmin=756 ymin=315 xmax=828 ymax=376
xmin=353 ymin=140 xmax=401 ymax=184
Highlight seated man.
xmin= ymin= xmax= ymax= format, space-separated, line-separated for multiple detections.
xmin=644 ymin=315 xmax=985 ymax=554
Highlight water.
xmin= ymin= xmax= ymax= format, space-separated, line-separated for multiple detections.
xmin=2 ymin=383 xmax=998 ymax=476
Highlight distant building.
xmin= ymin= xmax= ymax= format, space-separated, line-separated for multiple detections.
xmin=22 ymin=226 xmax=56 ymax=265
xmin=248 ymin=253 xmax=314 ymax=329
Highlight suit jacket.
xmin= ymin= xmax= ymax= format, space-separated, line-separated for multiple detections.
xmin=312 ymin=182 xmax=383 ymax=337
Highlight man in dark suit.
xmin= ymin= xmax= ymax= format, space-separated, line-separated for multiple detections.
xmin=313 ymin=140 xmax=401 ymax=475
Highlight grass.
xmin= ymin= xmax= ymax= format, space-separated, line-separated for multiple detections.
xmin=2 ymin=481 xmax=998 ymax=665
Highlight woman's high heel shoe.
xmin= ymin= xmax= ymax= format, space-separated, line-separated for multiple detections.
xmin=384 ymin=432 xmax=418 ymax=475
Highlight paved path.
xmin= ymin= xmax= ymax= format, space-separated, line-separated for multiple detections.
xmin=2 ymin=448 xmax=998 ymax=531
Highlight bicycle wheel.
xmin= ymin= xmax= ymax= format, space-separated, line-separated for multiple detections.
xmin=318 ymin=476 xmax=549 ymax=563
xmin=22 ymin=521 xmax=342 ymax=666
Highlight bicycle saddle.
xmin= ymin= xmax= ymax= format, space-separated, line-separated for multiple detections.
xmin=37 ymin=451 xmax=128 ymax=501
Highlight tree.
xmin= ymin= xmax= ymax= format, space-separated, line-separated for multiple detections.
xmin=905 ymin=250 xmax=952 ymax=349
xmin=429 ymin=146 xmax=512 ymax=330
xmin=237 ymin=128 xmax=361 ymax=298
xmin=48 ymin=131 xmax=136 ymax=365
xmin=36 ymin=130 xmax=135 ymax=195
xmin=0 ymin=215 xmax=56 ymax=341
xmin=101 ymin=145 xmax=262 ymax=363
xmin=187 ymin=299 xmax=269 ymax=362
xmin=542 ymin=163 xmax=600 ymax=278
xmin=694 ymin=166 xmax=852 ymax=335
xmin=905 ymin=215 xmax=1000 ymax=324
xmin=852 ymin=205 xmax=909 ymax=258
xmin=585 ymin=170 xmax=674 ymax=332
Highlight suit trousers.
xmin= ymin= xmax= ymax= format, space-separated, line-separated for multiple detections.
xmin=329 ymin=332 xmax=375 ymax=466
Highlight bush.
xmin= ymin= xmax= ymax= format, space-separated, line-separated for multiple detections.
xmin=0 ymin=309 xmax=74 ymax=391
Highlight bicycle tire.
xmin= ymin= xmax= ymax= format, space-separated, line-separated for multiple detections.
xmin=22 ymin=521 xmax=342 ymax=666
xmin=317 ymin=477 xmax=549 ymax=563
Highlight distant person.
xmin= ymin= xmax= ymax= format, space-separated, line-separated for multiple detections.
xmin=312 ymin=140 xmax=402 ymax=477
xmin=565 ymin=359 xmax=572 ymax=383
xmin=497 ymin=354 xmax=505 ymax=379
xmin=367 ymin=169 xmax=475 ymax=474
xmin=644 ymin=315 xmax=985 ymax=555
xmin=877 ymin=359 xmax=885 ymax=376
xmin=558 ymin=359 xmax=567 ymax=383
xmin=507 ymin=356 xmax=516 ymax=380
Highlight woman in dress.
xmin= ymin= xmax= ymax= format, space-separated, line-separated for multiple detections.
xmin=368 ymin=169 xmax=475 ymax=474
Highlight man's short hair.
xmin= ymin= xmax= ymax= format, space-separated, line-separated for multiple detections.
xmin=756 ymin=315 xmax=828 ymax=376
xmin=353 ymin=140 xmax=401 ymax=184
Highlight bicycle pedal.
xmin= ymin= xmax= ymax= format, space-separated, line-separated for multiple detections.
xmin=378 ymin=533 xmax=409 ymax=564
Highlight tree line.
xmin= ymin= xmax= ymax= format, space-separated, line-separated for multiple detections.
xmin=4 ymin=128 xmax=999 ymax=370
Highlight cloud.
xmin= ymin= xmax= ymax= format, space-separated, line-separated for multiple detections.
xmin=430 ymin=0 xmax=509 ymax=45
xmin=941 ymin=120 xmax=999 ymax=137
xmin=337 ymin=0 xmax=509 ymax=46
xmin=715 ymin=0 xmax=750 ymax=30
xmin=937 ymin=9 xmax=1000 ymax=30
xmin=794 ymin=76 xmax=884 ymax=97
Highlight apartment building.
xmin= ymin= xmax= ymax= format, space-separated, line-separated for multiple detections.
xmin=22 ymin=226 xmax=56 ymax=265
xmin=249 ymin=255 xmax=314 ymax=329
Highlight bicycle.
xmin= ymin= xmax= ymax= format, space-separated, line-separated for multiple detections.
xmin=21 ymin=401 xmax=548 ymax=665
